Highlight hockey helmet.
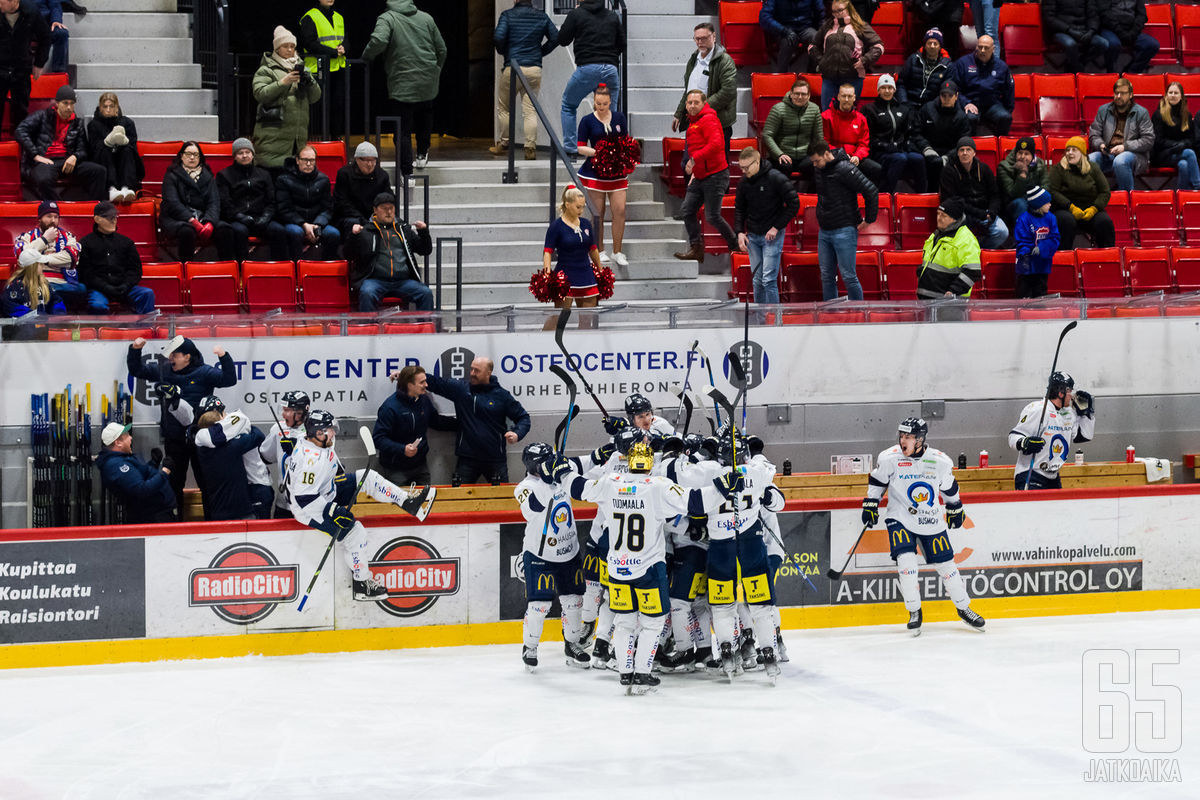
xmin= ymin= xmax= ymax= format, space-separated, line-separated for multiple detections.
xmin=717 ymin=435 xmax=748 ymax=466
xmin=197 ymin=395 xmax=225 ymax=416
xmin=627 ymin=441 xmax=655 ymax=473
xmin=522 ymin=441 xmax=554 ymax=474
xmin=898 ymin=417 xmax=929 ymax=450
xmin=747 ymin=435 xmax=765 ymax=456
xmin=682 ymin=433 xmax=707 ymax=457
xmin=281 ymin=390 xmax=311 ymax=413
xmin=1047 ymin=371 xmax=1075 ymax=399
xmin=624 ymin=392 xmax=653 ymax=419
xmin=304 ymin=409 xmax=337 ymax=439
xmin=613 ymin=427 xmax=644 ymax=456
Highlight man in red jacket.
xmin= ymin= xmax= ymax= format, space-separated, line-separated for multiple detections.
xmin=821 ymin=84 xmax=870 ymax=167
xmin=675 ymin=90 xmax=736 ymax=263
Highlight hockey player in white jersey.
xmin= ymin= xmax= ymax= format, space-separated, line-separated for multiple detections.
xmin=286 ymin=410 xmax=436 ymax=601
xmin=862 ymin=417 xmax=985 ymax=635
xmin=568 ymin=441 xmax=735 ymax=694
xmin=750 ymin=434 xmax=790 ymax=663
xmin=603 ymin=393 xmax=676 ymax=439
xmin=1009 ymin=371 xmax=1096 ymax=490
xmin=259 ymin=391 xmax=310 ymax=518
xmin=513 ymin=442 xmax=591 ymax=672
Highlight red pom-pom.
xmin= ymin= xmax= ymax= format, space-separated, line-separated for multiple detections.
xmin=593 ymin=264 xmax=615 ymax=300
xmin=529 ymin=269 xmax=571 ymax=303
xmin=591 ymin=135 xmax=641 ymax=180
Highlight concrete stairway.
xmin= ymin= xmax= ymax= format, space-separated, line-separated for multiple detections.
xmin=68 ymin=0 xmax=217 ymax=141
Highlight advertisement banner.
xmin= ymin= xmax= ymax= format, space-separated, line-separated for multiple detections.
xmin=772 ymin=511 xmax=832 ymax=608
xmin=498 ymin=520 xmax=595 ymax=621
xmin=0 ymin=538 xmax=145 ymax=644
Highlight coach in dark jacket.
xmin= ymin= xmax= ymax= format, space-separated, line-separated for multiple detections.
xmin=77 ymin=201 xmax=155 ymax=314
xmin=96 ymin=422 xmax=177 ymax=524
xmin=0 ymin=0 xmax=50 ymax=132
xmin=274 ymin=145 xmax=340 ymax=260
xmin=374 ymin=364 xmax=458 ymax=485
xmin=812 ymin=143 xmax=878 ymax=301
xmin=216 ymin=137 xmax=286 ymax=261
xmin=734 ymin=150 xmax=799 ymax=305
xmin=1042 ymin=0 xmax=1105 ymax=73
xmin=332 ymin=140 xmax=391 ymax=239
xmin=426 ymin=357 xmax=531 ymax=484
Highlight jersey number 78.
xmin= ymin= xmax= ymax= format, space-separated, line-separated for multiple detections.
xmin=610 ymin=512 xmax=645 ymax=551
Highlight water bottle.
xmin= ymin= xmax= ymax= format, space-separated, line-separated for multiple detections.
xmin=782 ymin=459 xmax=792 ymax=476
xmin=979 ymin=450 xmax=989 ymax=467
xmin=1126 ymin=445 xmax=1136 ymax=463
xmin=1075 ymin=451 xmax=1084 ymax=466
xmin=957 ymin=452 xmax=967 ymax=469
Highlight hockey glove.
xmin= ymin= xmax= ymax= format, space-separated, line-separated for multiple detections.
xmin=700 ymin=436 xmax=720 ymax=460
xmin=945 ymin=502 xmax=965 ymax=529
xmin=648 ymin=433 xmax=665 ymax=452
xmin=326 ymin=503 xmax=357 ymax=540
xmin=1017 ymin=435 xmax=1046 ymax=455
xmin=160 ymin=455 xmax=176 ymax=473
xmin=861 ymin=497 xmax=879 ymax=526
xmin=714 ymin=470 xmax=745 ymax=499
xmin=591 ymin=442 xmax=616 ymax=464
xmin=279 ymin=435 xmax=296 ymax=456
xmin=1073 ymin=390 xmax=1095 ymax=418
xmin=660 ymin=435 xmax=684 ymax=455
xmin=603 ymin=416 xmax=628 ymax=435
xmin=538 ymin=456 xmax=572 ymax=485
xmin=687 ymin=514 xmax=709 ymax=543
xmin=153 ymin=382 xmax=181 ymax=410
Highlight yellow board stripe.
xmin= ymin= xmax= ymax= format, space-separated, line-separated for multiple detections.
xmin=4 ymin=589 xmax=1199 ymax=671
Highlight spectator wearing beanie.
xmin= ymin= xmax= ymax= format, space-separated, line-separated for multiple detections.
xmin=1048 ymin=135 xmax=1115 ymax=249
xmin=161 ymin=141 xmax=220 ymax=263
xmin=12 ymin=199 xmax=87 ymax=312
xmin=913 ymin=79 xmax=971 ymax=189
xmin=349 ymin=191 xmax=434 ymax=312
xmin=216 ymin=138 xmax=288 ymax=261
xmin=252 ymin=24 xmax=322 ymax=172
xmin=861 ymin=74 xmax=927 ymax=192
xmin=906 ymin=0 xmax=964 ymax=58
xmin=1012 ymin=185 xmax=1061 ymax=299
xmin=333 ymin=140 xmax=393 ymax=240
xmin=918 ymin=196 xmax=982 ymax=299
xmin=897 ymin=28 xmax=950 ymax=110
xmin=15 ymin=84 xmax=107 ymax=201
xmin=997 ymin=136 xmax=1047 ymax=225
xmin=940 ymin=135 xmax=1008 ymax=248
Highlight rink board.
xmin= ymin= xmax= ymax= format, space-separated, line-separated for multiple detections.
xmin=2 ymin=485 xmax=1200 ymax=668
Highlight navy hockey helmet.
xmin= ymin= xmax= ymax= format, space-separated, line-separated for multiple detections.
xmin=522 ymin=442 xmax=554 ymax=474
xmin=614 ymin=427 xmax=644 ymax=456
xmin=898 ymin=417 xmax=929 ymax=449
xmin=624 ymin=392 xmax=653 ymax=419
xmin=197 ymin=395 xmax=225 ymax=416
xmin=282 ymin=390 xmax=311 ymax=412
xmin=717 ymin=435 xmax=748 ymax=466
xmin=682 ymin=433 xmax=707 ymax=457
xmin=747 ymin=435 xmax=765 ymax=456
xmin=1047 ymin=371 xmax=1075 ymax=399
xmin=304 ymin=409 xmax=337 ymax=439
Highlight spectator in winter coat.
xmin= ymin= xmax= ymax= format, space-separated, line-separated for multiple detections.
xmin=950 ymin=36 xmax=1014 ymax=135
xmin=918 ymin=197 xmax=981 ymax=299
xmin=161 ymin=142 xmax=220 ymax=263
xmin=96 ymin=422 xmax=177 ymax=525
xmin=126 ymin=335 xmax=237 ymax=512
xmin=1049 ymin=136 xmax=1116 ymax=249
xmin=812 ymin=142 xmax=879 ymax=301
xmin=675 ymin=91 xmax=737 ymax=263
xmin=3 ymin=249 xmax=66 ymax=317
xmin=810 ymin=0 xmax=884 ymax=112
xmin=1097 ymin=0 xmax=1159 ymax=74
xmin=914 ymin=79 xmax=971 ymax=188
xmin=762 ymin=77 xmax=826 ymax=180
xmin=349 ymin=191 xmax=433 ymax=311
xmin=491 ymin=0 xmax=558 ymax=159
xmin=1150 ymin=82 xmax=1200 ymax=192
xmin=332 ymin=140 xmax=392 ymax=239
xmin=734 ymin=147 xmax=800 ymax=305
xmin=1042 ymin=0 xmax=1106 ymax=74
xmin=1087 ymin=76 xmax=1155 ymax=191
xmin=77 ymin=201 xmax=154 ymax=313
xmin=425 ymin=357 xmax=531 ymax=484
xmin=897 ymin=28 xmax=950 ymax=110
xmin=13 ymin=199 xmax=86 ymax=311
xmin=939 ymin=136 xmax=1008 ymax=248
xmin=216 ymin=138 xmax=287 ymax=261
xmin=85 ymin=92 xmax=144 ymax=203
xmin=275 ymin=145 xmax=340 ymax=260
xmin=906 ymin=0 xmax=963 ymax=58
xmin=1012 ymin=186 xmax=1061 ymax=299
xmin=0 ymin=0 xmax=50 ymax=133
xmin=997 ymin=136 xmax=1047 ymax=224
xmin=14 ymin=85 xmax=106 ymax=201
xmin=252 ymin=26 xmax=322 ymax=172
xmin=672 ymin=22 xmax=738 ymax=151
xmin=860 ymin=75 xmax=926 ymax=192
xmin=760 ymin=0 xmax=824 ymax=72
xmin=822 ymin=84 xmax=871 ymax=166
xmin=376 ymin=365 xmax=458 ymax=485
xmin=557 ymin=0 xmax=622 ymax=157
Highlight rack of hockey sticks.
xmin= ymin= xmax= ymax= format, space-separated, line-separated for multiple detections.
xmin=28 ymin=383 xmax=103 ymax=527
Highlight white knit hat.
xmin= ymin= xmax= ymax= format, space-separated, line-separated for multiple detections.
xmin=273 ymin=25 xmax=297 ymax=51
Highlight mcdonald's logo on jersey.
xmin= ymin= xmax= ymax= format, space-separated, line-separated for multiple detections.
xmin=928 ymin=535 xmax=950 ymax=555
xmin=536 ymin=572 xmax=557 ymax=593
xmin=906 ymin=481 xmax=936 ymax=507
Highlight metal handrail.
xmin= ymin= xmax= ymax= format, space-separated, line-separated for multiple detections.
xmin=612 ymin=0 xmax=628 ymax=116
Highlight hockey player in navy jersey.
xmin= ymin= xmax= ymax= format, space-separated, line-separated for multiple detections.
xmin=862 ymin=417 xmax=985 ymax=635
xmin=1009 ymin=371 xmax=1095 ymax=490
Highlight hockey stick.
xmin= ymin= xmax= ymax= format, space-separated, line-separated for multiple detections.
xmin=297 ymin=426 xmax=376 ymax=613
xmin=669 ymin=383 xmax=697 ymax=436
xmin=553 ymin=306 xmax=610 ymax=418
xmin=741 ymin=299 xmax=750 ymax=431
xmin=693 ymin=342 xmax=722 ymax=427
xmin=827 ymin=523 xmax=871 ymax=580
xmin=539 ymin=364 xmax=578 ymax=557
xmin=674 ymin=339 xmax=700 ymax=427
xmin=1022 ymin=320 xmax=1079 ymax=490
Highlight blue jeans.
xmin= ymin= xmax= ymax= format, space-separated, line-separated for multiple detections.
xmin=972 ymin=215 xmax=1010 ymax=248
xmin=820 ymin=76 xmax=863 ymax=115
xmin=54 ymin=281 xmax=89 ymax=312
xmin=971 ymin=0 xmax=1001 ymax=54
xmin=358 ymin=277 xmax=434 ymax=311
xmin=560 ymin=63 xmax=620 ymax=154
xmin=746 ymin=231 xmax=784 ymax=304
xmin=1088 ymin=150 xmax=1142 ymax=192
xmin=86 ymin=285 xmax=155 ymax=314
xmin=1006 ymin=197 xmax=1028 ymax=226
xmin=1176 ymin=149 xmax=1200 ymax=191
xmin=966 ymin=103 xmax=1012 ymax=135
xmin=1098 ymin=30 xmax=1159 ymax=73
xmin=817 ymin=226 xmax=862 ymax=301
xmin=282 ymin=223 xmax=340 ymax=261
xmin=47 ymin=25 xmax=68 ymax=73
xmin=865 ymin=152 xmax=926 ymax=193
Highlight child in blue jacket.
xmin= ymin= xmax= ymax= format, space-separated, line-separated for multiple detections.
xmin=1013 ymin=185 xmax=1061 ymax=299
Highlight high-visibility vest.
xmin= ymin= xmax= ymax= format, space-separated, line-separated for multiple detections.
xmin=301 ymin=8 xmax=346 ymax=73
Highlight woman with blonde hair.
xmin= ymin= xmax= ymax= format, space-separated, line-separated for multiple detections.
xmin=1047 ymin=136 xmax=1115 ymax=250
xmin=574 ymin=84 xmax=631 ymax=267
xmin=1151 ymin=81 xmax=1200 ymax=191
xmin=86 ymin=91 xmax=144 ymax=203
xmin=3 ymin=250 xmax=67 ymax=318
xmin=542 ymin=184 xmax=603 ymax=329
xmin=810 ymin=0 xmax=883 ymax=111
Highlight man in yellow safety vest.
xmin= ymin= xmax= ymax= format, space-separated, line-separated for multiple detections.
xmin=299 ymin=0 xmax=346 ymax=134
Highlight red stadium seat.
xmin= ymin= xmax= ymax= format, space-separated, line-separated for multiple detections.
xmin=660 ymin=138 xmax=687 ymax=196
xmin=172 ymin=325 xmax=214 ymax=338
xmin=894 ymin=193 xmax=939 ymax=250
xmin=972 ymin=137 xmax=1000 ymax=172
xmin=1130 ymin=190 xmax=1178 ymax=246
xmin=0 ymin=201 xmax=40 ymax=267
xmin=1165 ymin=302 xmax=1200 ymax=317
xmin=882 ymin=250 xmax=922 ymax=300
xmin=1034 ymin=74 xmax=1081 ymax=136
xmin=1077 ymin=248 xmax=1128 ymax=297
xmin=345 ymin=322 xmax=381 ymax=335
xmin=48 ymin=327 xmax=97 ymax=341
xmin=298 ymin=259 xmax=350 ymax=312
xmin=98 ymin=327 xmax=154 ymax=340
xmin=1144 ymin=4 xmax=1177 ymax=67
xmin=1017 ymin=304 xmax=1082 ymax=319
xmin=1179 ymin=5 xmax=1200 ymax=67
xmin=701 ymin=193 xmax=737 ymax=254
xmin=726 ymin=137 xmax=757 ymax=191
xmin=243 ymin=260 xmax=297 ymax=312
xmin=201 ymin=142 xmax=235 ymax=177
xmin=1043 ymin=135 xmax=1075 ymax=167
xmin=1112 ymin=304 xmax=1161 ymax=318
xmin=816 ymin=309 xmax=867 ymax=324
xmin=868 ymin=308 xmax=920 ymax=322
xmin=849 ymin=251 xmax=883 ymax=299
xmin=1171 ymin=247 xmax=1200 ymax=292
xmin=1126 ymin=73 xmax=1167 ymax=113
xmin=730 ymin=252 xmax=752 ymax=301
xmin=1177 ymin=191 xmax=1200 ymax=244
xmin=780 ymin=311 xmax=816 ymax=325
xmin=137 ymin=140 xmax=184 ymax=197
xmin=185 ymin=260 xmax=241 ymax=313
xmin=1105 ymin=191 xmax=1134 ymax=247
xmin=980 ymin=250 xmax=1017 ymax=299
xmin=1000 ymin=5 xmax=1046 ymax=67
xmin=0 ymin=141 xmax=22 ymax=200
xmin=998 ymin=134 xmax=1045 ymax=164
xmin=213 ymin=323 xmax=267 ymax=337
xmin=788 ymin=193 xmax=819 ymax=249
xmin=968 ymin=307 xmax=1018 ymax=320
xmin=781 ymin=251 xmax=821 ymax=302
xmin=1166 ymin=74 xmax=1200 ymax=101
xmin=857 ymin=193 xmax=893 ymax=252
xmin=268 ymin=322 xmax=324 ymax=336
xmin=872 ymin=3 xmax=906 ymax=68
xmin=310 ymin=141 xmax=346 ymax=184
xmin=1126 ymin=247 xmax=1174 ymax=294
xmin=140 ymin=262 xmax=186 ymax=312
xmin=381 ymin=322 xmax=437 ymax=335
xmin=720 ymin=2 xmax=767 ymax=67
xmin=1010 ymin=74 xmax=1036 ymax=137
xmin=1047 ymin=251 xmax=1080 ymax=297
xmin=751 ymin=73 xmax=798 ymax=131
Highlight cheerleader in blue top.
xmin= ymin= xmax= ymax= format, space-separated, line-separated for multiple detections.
xmin=575 ymin=85 xmax=630 ymax=267
xmin=542 ymin=185 xmax=603 ymax=330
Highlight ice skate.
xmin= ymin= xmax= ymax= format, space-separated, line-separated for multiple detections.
xmin=400 ymin=484 xmax=436 ymax=521
xmin=738 ymin=631 xmax=757 ymax=672
xmin=719 ymin=642 xmax=738 ymax=682
xmin=564 ymin=640 xmax=591 ymax=668
xmin=522 ymin=646 xmax=538 ymax=672
xmin=957 ymin=606 xmax=986 ymax=631
xmin=907 ymin=608 xmax=923 ymax=636
xmin=577 ymin=619 xmax=596 ymax=647
xmin=591 ymin=638 xmax=617 ymax=670
xmin=619 ymin=672 xmax=634 ymax=695
xmin=761 ymin=646 xmax=781 ymax=685
xmin=776 ymin=627 xmax=789 ymax=662
xmin=632 ymin=673 xmax=661 ymax=695
xmin=658 ymin=648 xmax=696 ymax=673
xmin=695 ymin=646 xmax=720 ymax=673
xmin=352 ymin=577 xmax=388 ymax=601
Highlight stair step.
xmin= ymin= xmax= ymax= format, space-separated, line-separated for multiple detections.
xmin=131 ymin=115 xmax=220 ymax=141
xmin=427 ymin=181 xmax=657 ymax=206
xmin=435 ymin=219 xmax=683 ymax=242
xmin=75 ymin=63 xmax=202 ymax=90
xmin=626 ymin=14 xmax=712 ymax=38
xmin=459 ymin=238 xmax=688 ymax=261
xmin=456 ymin=275 xmax=728 ymax=306
xmin=99 ymin=0 xmax=179 ymax=10
xmin=628 ymin=38 xmax=703 ymax=63
xmin=419 ymin=161 xmax=657 ymax=185
xmin=71 ymin=38 xmax=194 ymax=64
xmin=627 ymin=63 xmax=693 ymax=88
xmin=72 ymin=11 xmax=189 ymax=38
xmin=637 ymin=87 xmax=752 ymax=114
xmin=75 ymin=88 xmax=213 ymax=117
xmin=431 ymin=259 xmax=700 ymax=285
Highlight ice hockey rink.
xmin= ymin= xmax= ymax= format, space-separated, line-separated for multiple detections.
xmin=1 ymin=609 xmax=1196 ymax=799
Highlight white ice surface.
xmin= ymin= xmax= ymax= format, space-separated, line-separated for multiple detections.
xmin=1 ymin=610 xmax=1198 ymax=800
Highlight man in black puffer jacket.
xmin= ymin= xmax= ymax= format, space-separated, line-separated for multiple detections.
xmin=812 ymin=142 xmax=878 ymax=301
xmin=1042 ymin=0 xmax=1105 ymax=74
xmin=0 ymin=0 xmax=50 ymax=132
xmin=733 ymin=148 xmax=799 ymax=305
xmin=897 ymin=28 xmax=951 ymax=110
xmin=216 ymin=138 xmax=287 ymax=261
xmin=332 ymin=140 xmax=392 ymax=240
xmin=861 ymin=74 xmax=927 ymax=192
xmin=913 ymin=79 xmax=972 ymax=188
xmin=274 ymin=144 xmax=340 ymax=260
xmin=14 ymin=85 xmax=106 ymax=201
xmin=374 ymin=364 xmax=458 ymax=485
xmin=492 ymin=0 xmax=558 ymax=158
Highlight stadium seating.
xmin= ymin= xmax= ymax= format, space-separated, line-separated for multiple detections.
xmin=872 ymin=3 xmax=906 ymax=68
xmin=1126 ymin=247 xmax=1174 ymax=294
xmin=660 ymin=138 xmax=687 ymax=197
xmin=972 ymin=137 xmax=1000 ymax=172
xmin=1077 ymin=248 xmax=1127 ymax=297
xmin=1106 ymin=192 xmax=1134 ymax=247
xmin=751 ymin=73 xmax=796 ymax=131
xmin=720 ymin=1 xmax=767 ymax=67
xmin=185 ymin=260 xmax=240 ymax=313
xmin=881 ymin=250 xmax=922 ymax=300
xmin=1048 ymin=251 xmax=1080 ymax=297
xmin=781 ymin=252 xmax=821 ymax=302
xmin=140 ymin=262 xmax=186 ymax=312
xmin=1010 ymin=74 xmax=1036 ymax=137
xmin=1034 ymin=74 xmax=1080 ymax=136
xmin=242 ymin=260 xmax=298 ymax=312
xmin=1144 ymin=4 xmax=1177 ymax=67
xmin=298 ymin=259 xmax=350 ymax=312
xmin=980 ymin=250 xmax=1017 ymax=299
xmin=1130 ymin=190 xmax=1177 ymax=247
xmin=1000 ymin=5 xmax=1045 ymax=67
xmin=895 ymin=193 xmax=939 ymax=250
xmin=1171 ymin=247 xmax=1200 ymax=293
